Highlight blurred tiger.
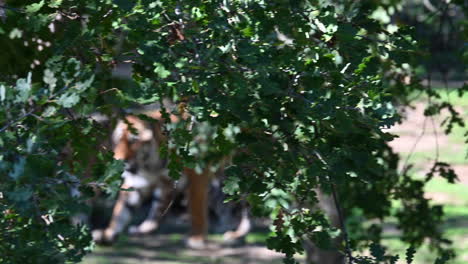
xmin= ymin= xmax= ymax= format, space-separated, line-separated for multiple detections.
xmin=91 ymin=107 xmax=250 ymax=249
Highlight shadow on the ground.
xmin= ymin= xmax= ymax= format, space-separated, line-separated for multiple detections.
xmin=82 ymin=223 xmax=292 ymax=264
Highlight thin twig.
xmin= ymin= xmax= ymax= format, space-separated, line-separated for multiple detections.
xmin=65 ymin=109 xmax=76 ymax=121
xmin=99 ymin=88 xmax=119 ymax=94
xmin=158 ymin=180 xmax=179 ymax=220
xmin=313 ymin=150 xmax=354 ymax=263
xmin=330 ymin=183 xmax=354 ymax=264
xmin=0 ymin=79 xmax=76 ymax=133
xmin=400 ymin=72 xmax=434 ymax=175
xmin=427 ymin=74 xmax=440 ymax=164
xmin=400 ymin=114 xmax=428 ymax=175
xmin=442 ymin=73 xmax=452 ymax=106
xmin=0 ymin=108 xmax=36 ymax=133
xmin=430 ymin=115 xmax=440 ymax=164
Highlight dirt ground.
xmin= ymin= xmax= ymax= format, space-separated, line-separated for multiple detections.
xmin=82 ymin=102 xmax=467 ymax=264
xmin=82 ymin=223 xmax=292 ymax=264
xmin=85 ymin=238 xmax=288 ymax=264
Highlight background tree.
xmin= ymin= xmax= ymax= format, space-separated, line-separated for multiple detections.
xmin=0 ymin=0 xmax=465 ymax=263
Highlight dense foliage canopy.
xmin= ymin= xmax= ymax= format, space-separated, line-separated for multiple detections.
xmin=0 ymin=0 xmax=466 ymax=263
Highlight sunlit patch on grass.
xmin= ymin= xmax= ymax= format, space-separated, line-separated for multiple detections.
xmin=245 ymin=231 xmax=270 ymax=244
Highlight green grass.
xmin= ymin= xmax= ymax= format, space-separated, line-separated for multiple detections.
xmin=447 ymin=125 xmax=467 ymax=145
xmin=444 ymin=205 xmax=468 ymax=218
xmin=416 ymin=87 xmax=468 ymax=107
xmin=432 ymin=88 xmax=468 ymax=158
xmin=425 ymin=178 xmax=468 ymax=201
xmin=245 ymin=231 xmax=270 ymax=244
xmin=383 ymin=238 xmax=468 ymax=264
xmin=408 ymin=151 xmax=466 ymax=166
xmin=167 ymin=233 xmax=184 ymax=242
xmin=380 ymin=175 xmax=468 ymax=264
xmin=436 ymin=89 xmax=468 ymax=108
xmin=379 ymin=148 xmax=468 ymax=264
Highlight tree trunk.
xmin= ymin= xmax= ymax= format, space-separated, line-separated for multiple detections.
xmin=304 ymin=190 xmax=345 ymax=264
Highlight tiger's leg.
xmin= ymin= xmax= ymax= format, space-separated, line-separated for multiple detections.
xmin=92 ymin=184 xmax=133 ymax=244
xmin=185 ymin=168 xmax=210 ymax=249
xmin=128 ymin=182 xmax=173 ymax=235
xmin=210 ymin=170 xmax=251 ymax=243
xmin=223 ymin=204 xmax=251 ymax=242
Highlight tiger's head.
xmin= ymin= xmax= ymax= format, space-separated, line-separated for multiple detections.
xmin=112 ymin=114 xmax=170 ymax=187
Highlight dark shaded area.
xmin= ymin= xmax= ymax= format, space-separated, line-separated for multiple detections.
xmin=83 ymin=220 xmax=289 ymax=264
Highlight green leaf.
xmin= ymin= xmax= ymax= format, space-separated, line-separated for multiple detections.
xmin=336 ymin=24 xmax=357 ymax=43
xmin=434 ymin=252 xmax=452 ymax=264
xmin=48 ymin=0 xmax=63 ymax=8
xmin=14 ymin=72 xmax=32 ymax=103
xmin=102 ymin=159 xmax=124 ymax=182
xmin=43 ymin=69 xmax=57 ymax=93
xmin=25 ymin=1 xmax=45 ymax=14
xmin=9 ymin=157 xmax=26 ymax=180
xmin=370 ymin=243 xmax=385 ymax=261
xmin=241 ymin=26 xmax=254 ymax=37
xmin=314 ymin=19 xmax=327 ymax=33
xmin=0 ymin=85 xmax=5 ymax=101
xmin=57 ymin=92 xmax=80 ymax=108
xmin=219 ymin=41 xmax=234 ymax=54
xmin=223 ymin=175 xmax=241 ymax=195
xmin=406 ymin=247 xmax=416 ymax=264
xmin=191 ymin=7 xmax=205 ymax=20
xmin=154 ymin=63 xmax=171 ymax=79
xmin=75 ymin=75 xmax=95 ymax=92
xmin=8 ymin=28 xmax=23 ymax=39
xmin=9 ymin=187 xmax=32 ymax=202
xmin=113 ymin=0 xmax=136 ymax=12
xmin=42 ymin=106 xmax=57 ymax=117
